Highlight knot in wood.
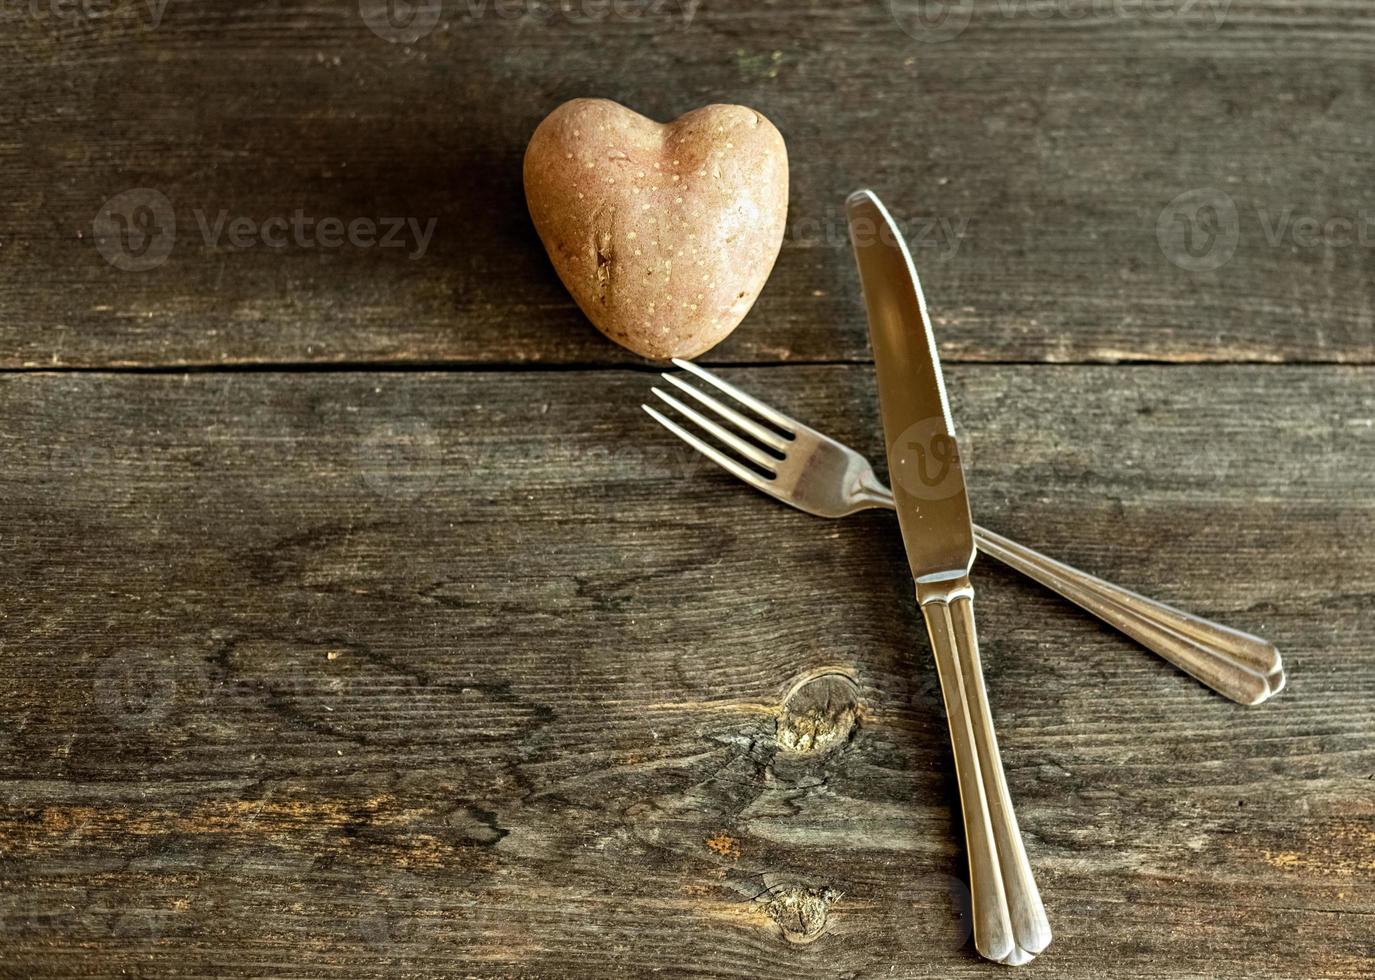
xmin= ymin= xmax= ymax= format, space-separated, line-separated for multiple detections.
xmin=774 ymin=669 xmax=860 ymax=756
xmin=764 ymin=885 xmax=839 ymax=945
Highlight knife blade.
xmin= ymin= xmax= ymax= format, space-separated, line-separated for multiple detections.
xmin=847 ymin=188 xmax=1051 ymax=965
xmin=845 ymin=190 xmax=973 ymax=585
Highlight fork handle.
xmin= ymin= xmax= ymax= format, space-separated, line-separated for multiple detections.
xmin=970 ymin=525 xmax=1284 ymax=705
xmin=919 ymin=577 xmax=1050 ymax=965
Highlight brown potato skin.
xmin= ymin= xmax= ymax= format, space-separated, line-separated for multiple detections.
xmin=523 ymin=98 xmax=788 ymax=360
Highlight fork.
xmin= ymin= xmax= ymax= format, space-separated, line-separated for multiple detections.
xmin=642 ymin=359 xmax=1285 ymax=705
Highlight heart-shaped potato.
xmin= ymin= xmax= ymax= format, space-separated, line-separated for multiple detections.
xmin=523 ymin=99 xmax=788 ymax=360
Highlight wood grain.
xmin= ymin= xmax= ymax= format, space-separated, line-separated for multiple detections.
xmin=2 ymin=1 xmax=1373 ymax=368
xmin=4 ymin=1 xmax=1373 ymax=975
xmin=1 ymin=365 xmax=1370 ymax=978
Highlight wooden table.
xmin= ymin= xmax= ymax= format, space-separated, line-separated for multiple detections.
xmin=2 ymin=3 xmax=1371 ymax=977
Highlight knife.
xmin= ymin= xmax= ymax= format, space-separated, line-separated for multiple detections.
xmin=847 ymin=189 xmax=1051 ymax=965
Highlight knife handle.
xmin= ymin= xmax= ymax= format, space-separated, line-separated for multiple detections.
xmin=971 ymin=525 xmax=1285 ymax=705
xmin=918 ymin=578 xmax=1051 ymax=966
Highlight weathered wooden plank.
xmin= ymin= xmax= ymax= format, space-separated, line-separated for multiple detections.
xmin=2 ymin=3 xmax=1374 ymax=367
xmin=0 ymin=364 xmax=1371 ymax=978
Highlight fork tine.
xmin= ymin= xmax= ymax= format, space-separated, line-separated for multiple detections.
xmin=650 ymin=389 xmax=779 ymax=471
xmin=670 ymin=359 xmax=797 ymax=433
xmin=660 ymin=373 xmax=789 ymax=452
xmin=642 ymin=404 xmax=776 ymax=494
